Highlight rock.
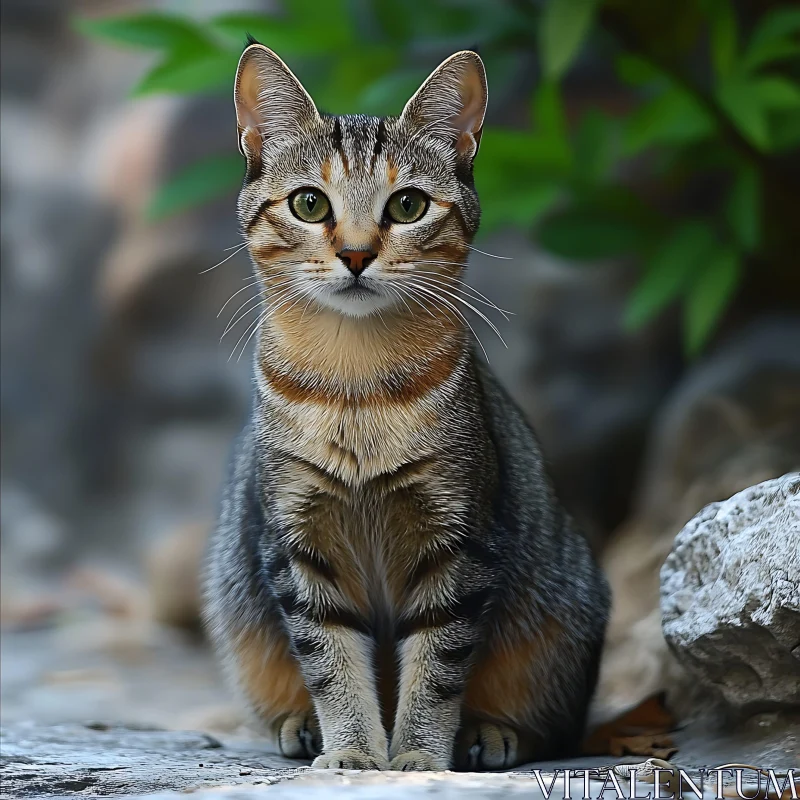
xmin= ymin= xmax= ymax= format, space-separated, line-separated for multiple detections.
xmin=592 ymin=319 xmax=800 ymax=724
xmin=661 ymin=473 xmax=800 ymax=712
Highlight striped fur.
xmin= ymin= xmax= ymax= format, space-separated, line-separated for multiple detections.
xmin=204 ymin=44 xmax=609 ymax=771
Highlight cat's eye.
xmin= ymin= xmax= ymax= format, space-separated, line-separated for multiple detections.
xmin=289 ymin=188 xmax=332 ymax=223
xmin=386 ymin=189 xmax=429 ymax=224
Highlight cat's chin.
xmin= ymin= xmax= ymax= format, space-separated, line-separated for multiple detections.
xmin=317 ymin=289 xmax=397 ymax=319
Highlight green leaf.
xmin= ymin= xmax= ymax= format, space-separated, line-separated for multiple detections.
xmin=717 ymin=77 xmax=770 ymax=150
xmin=359 ymin=69 xmax=428 ymax=116
xmin=725 ymin=167 xmax=760 ymax=252
xmin=614 ymin=54 xmax=665 ymax=86
xmin=740 ymin=9 xmax=800 ymax=72
xmin=133 ymin=50 xmax=239 ymax=96
xmin=148 ymin=154 xmax=243 ymax=219
xmin=209 ymin=13 xmax=281 ymax=45
xmin=538 ymin=208 xmax=650 ymax=261
xmin=684 ymin=248 xmax=741 ymax=355
xmin=624 ymin=222 xmax=717 ymax=329
xmin=709 ymin=0 xmax=738 ymax=80
xmin=211 ymin=3 xmax=352 ymax=55
xmin=533 ymin=81 xmax=567 ymax=141
xmin=741 ymin=38 xmax=800 ymax=73
xmin=573 ymin=109 xmax=616 ymax=184
xmin=770 ymin=108 xmax=800 ymax=152
xmin=624 ymin=88 xmax=716 ymax=154
xmin=478 ymin=183 xmax=562 ymax=233
xmin=371 ymin=0 xmax=416 ymax=44
xmin=717 ymin=75 xmax=800 ymax=150
xmin=754 ymin=76 xmax=800 ymax=110
xmin=74 ymin=13 xmax=214 ymax=54
xmin=539 ymin=0 xmax=599 ymax=80
xmin=479 ymin=128 xmax=572 ymax=177
xmin=313 ymin=48 xmax=396 ymax=114
xmin=748 ymin=8 xmax=800 ymax=51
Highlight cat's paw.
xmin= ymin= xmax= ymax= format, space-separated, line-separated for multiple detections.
xmin=389 ymin=750 xmax=448 ymax=772
xmin=311 ymin=749 xmax=389 ymax=770
xmin=277 ymin=711 xmax=321 ymax=759
xmin=455 ymin=721 xmax=518 ymax=770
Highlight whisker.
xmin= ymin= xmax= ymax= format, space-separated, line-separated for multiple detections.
xmin=229 ymin=286 xmax=303 ymax=361
xmin=217 ymin=277 xmax=261 ymax=318
xmin=409 ymin=277 xmax=507 ymax=349
xmin=200 ymin=242 xmax=249 ymax=275
xmin=235 ymin=311 xmax=270 ymax=362
xmin=465 ymin=244 xmax=512 ymax=260
xmin=232 ymin=308 xmax=269 ymax=363
xmin=383 ymin=283 xmax=414 ymax=317
xmin=411 ymin=258 xmax=471 ymax=269
xmin=222 ymin=277 xmax=297 ymax=337
xmin=222 ymin=294 xmax=265 ymax=339
xmin=406 ymin=281 xmax=491 ymax=362
xmin=298 ymin=291 xmax=319 ymax=322
xmin=408 ymin=270 xmax=512 ymax=319
xmin=391 ymin=282 xmax=438 ymax=319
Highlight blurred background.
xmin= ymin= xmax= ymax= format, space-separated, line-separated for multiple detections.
xmin=1 ymin=0 xmax=799 ymax=738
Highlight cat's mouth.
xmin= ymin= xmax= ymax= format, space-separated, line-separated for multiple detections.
xmin=334 ymin=280 xmax=378 ymax=298
xmin=317 ymin=275 xmax=395 ymax=318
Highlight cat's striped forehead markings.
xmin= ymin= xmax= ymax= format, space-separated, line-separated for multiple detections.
xmin=371 ymin=118 xmax=387 ymax=174
xmin=331 ymin=118 xmax=350 ymax=176
xmin=320 ymin=158 xmax=331 ymax=184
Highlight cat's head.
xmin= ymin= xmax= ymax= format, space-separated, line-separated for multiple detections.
xmin=234 ymin=42 xmax=487 ymax=319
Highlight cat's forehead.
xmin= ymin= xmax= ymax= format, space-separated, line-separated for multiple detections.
xmin=260 ymin=113 xmax=456 ymax=195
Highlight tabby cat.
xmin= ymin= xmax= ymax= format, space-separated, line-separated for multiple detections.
xmin=204 ymin=41 xmax=609 ymax=771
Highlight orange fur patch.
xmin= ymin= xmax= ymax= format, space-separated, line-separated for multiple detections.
xmin=260 ymin=342 xmax=461 ymax=407
xmin=259 ymin=305 xmax=463 ymax=408
xmin=464 ymin=619 xmax=562 ymax=725
xmin=233 ymin=627 xmax=310 ymax=723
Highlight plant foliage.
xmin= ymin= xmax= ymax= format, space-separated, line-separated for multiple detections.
xmin=76 ymin=0 xmax=800 ymax=354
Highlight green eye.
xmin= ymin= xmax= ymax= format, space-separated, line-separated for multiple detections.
xmin=386 ymin=189 xmax=429 ymax=224
xmin=289 ymin=188 xmax=332 ymax=223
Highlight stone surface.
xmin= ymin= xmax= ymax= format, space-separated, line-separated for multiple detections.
xmin=3 ymin=721 xmax=797 ymax=799
xmin=4 ymin=721 xmax=774 ymax=800
xmin=0 ymin=722 xmax=606 ymax=799
xmin=661 ymin=473 xmax=800 ymax=711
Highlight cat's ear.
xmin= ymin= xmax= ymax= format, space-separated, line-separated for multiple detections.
xmin=234 ymin=43 xmax=320 ymax=168
xmin=400 ymin=50 xmax=487 ymax=160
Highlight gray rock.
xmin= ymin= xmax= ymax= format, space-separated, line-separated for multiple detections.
xmin=661 ymin=473 xmax=800 ymax=711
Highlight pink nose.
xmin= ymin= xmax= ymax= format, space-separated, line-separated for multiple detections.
xmin=337 ymin=249 xmax=376 ymax=276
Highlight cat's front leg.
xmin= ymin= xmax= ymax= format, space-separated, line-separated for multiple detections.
xmin=390 ymin=585 xmax=488 ymax=771
xmin=280 ymin=576 xmax=389 ymax=769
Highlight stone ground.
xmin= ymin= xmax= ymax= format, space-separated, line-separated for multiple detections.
xmin=2 ymin=617 xmax=798 ymax=798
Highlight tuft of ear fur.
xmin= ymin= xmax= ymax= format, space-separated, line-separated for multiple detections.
xmin=400 ymin=50 xmax=488 ymax=160
xmin=234 ymin=44 xmax=320 ymax=173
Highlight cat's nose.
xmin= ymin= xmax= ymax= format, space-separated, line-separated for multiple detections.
xmin=337 ymin=249 xmax=376 ymax=276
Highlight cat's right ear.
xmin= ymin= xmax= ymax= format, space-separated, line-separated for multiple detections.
xmin=234 ymin=43 xmax=320 ymax=172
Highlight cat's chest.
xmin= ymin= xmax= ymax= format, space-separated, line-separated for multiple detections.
xmin=266 ymin=394 xmax=441 ymax=483
xmin=270 ymin=458 xmax=465 ymax=617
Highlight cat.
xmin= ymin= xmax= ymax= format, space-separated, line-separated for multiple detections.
xmin=203 ymin=40 xmax=609 ymax=771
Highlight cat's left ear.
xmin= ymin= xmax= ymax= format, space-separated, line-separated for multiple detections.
xmin=400 ymin=50 xmax=487 ymax=160
xmin=234 ymin=43 xmax=320 ymax=169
